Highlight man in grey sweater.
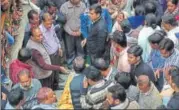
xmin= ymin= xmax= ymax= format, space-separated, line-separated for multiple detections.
xmin=137 ymin=75 xmax=162 ymax=109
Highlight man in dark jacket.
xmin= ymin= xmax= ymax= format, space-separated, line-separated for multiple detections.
xmin=83 ymin=4 xmax=107 ymax=64
xmin=127 ymin=45 xmax=155 ymax=86
xmin=70 ymin=56 xmax=86 ymax=109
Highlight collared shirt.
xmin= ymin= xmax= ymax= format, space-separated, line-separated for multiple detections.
xmin=148 ymin=49 xmax=165 ymax=70
xmin=167 ymin=27 xmax=179 ymax=49
xmin=39 ymin=24 xmax=61 ymax=55
xmin=12 ymin=79 xmax=42 ymax=100
xmin=163 ymin=49 xmax=179 ymax=88
xmin=164 ymin=49 xmax=179 ymax=68
xmin=138 ymin=82 xmax=162 ymax=109
xmin=60 ymin=1 xmax=86 ymax=35
xmin=138 ymin=26 xmax=161 ymax=62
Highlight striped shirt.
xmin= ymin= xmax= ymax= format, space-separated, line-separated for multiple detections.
xmin=164 ymin=49 xmax=179 ymax=68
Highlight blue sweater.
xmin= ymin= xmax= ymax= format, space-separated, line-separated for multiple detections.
xmin=80 ymin=8 xmax=112 ymax=38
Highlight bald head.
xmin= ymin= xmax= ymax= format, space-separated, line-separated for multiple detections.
xmin=137 ymin=75 xmax=150 ymax=85
xmin=37 ymin=87 xmax=57 ymax=104
xmin=137 ymin=75 xmax=151 ymax=93
xmin=42 ymin=13 xmax=51 ymax=22
xmin=31 ymin=27 xmax=43 ymax=43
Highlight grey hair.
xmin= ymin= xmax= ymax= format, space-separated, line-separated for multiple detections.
xmin=73 ymin=56 xmax=85 ymax=73
xmin=17 ymin=69 xmax=31 ymax=79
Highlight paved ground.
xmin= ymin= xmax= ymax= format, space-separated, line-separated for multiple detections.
xmin=7 ymin=4 xmax=67 ymax=100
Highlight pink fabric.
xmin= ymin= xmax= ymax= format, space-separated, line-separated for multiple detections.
xmin=111 ymin=46 xmax=131 ymax=72
xmin=9 ymin=59 xmax=34 ymax=84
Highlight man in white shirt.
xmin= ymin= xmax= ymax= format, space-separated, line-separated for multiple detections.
xmin=162 ymin=14 xmax=179 ymax=49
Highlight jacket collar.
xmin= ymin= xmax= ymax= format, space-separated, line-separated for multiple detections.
xmin=111 ymin=98 xmax=130 ymax=109
xmin=67 ymin=1 xmax=81 ymax=8
xmin=140 ymin=82 xmax=154 ymax=96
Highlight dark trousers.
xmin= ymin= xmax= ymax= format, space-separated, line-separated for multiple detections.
xmin=39 ymin=72 xmax=57 ymax=90
xmin=40 ymin=51 xmax=62 ymax=90
xmin=64 ymin=33 xmax=84 ymax=65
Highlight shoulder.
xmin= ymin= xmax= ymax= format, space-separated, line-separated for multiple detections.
xmin=61 ymin=1 xmax=69 ymax=7
xmin=32 ymin=79 xmax=41 ymax=86
xmin=12 ymin=83 xmax=20 ymax=90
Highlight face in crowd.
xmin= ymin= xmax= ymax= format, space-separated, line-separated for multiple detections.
xmin=32 ymin=27 xmax=43 ymax=43
xmin=1 ymin=0 xmax=9 ymax=12
xmin=29 ymin=13 xmax=40 ymax=29
xmin=43 ymin=14 xmax=53 ymax=30
xmin=19 ymin=72 xmax=32 ymax=91
xmin=127 ymin=54 xmax=140 ymax=65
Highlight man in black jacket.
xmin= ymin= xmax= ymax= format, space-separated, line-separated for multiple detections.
xmin=83 ymin=4 xmax=108 ymax=64
xmin=127 ymin=45 xmax=155 ymax=86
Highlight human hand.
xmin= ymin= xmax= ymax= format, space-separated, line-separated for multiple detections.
xmin=83 ymin=79 xmax=88 ymax=88
xmin=1 ymin=92 xmax=7 ymax=100
xmin=60 ymin=66 xmax=68 ymax=74
xmin=81 ymin=38 xmax=87 ymax=48
xmin=58 ymin=48 xmax=63 ymax=57
xmin=155 ymin=69 xmax=162 ymax=80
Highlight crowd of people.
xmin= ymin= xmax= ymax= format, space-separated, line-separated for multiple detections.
xmin=1 ymin=0 xmax=179 ymax=109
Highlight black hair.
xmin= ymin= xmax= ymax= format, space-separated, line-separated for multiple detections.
xmin=85 ymin=66 xmax=102 ymax=82
xmin=145 ymin=13 xmax=157 ymax=29
xmin=134 ymin=5 xmax=145 ymax=16
xmin=17 ymin=69 xmax=31 ymax=79
xmin=169 ymin=66 xmax=179 ymax=88
xmin=47 ymin=1 xmax=56 ymax=8
xmin=144 ymin=1 xmax=157 ymax=14
xmin=127 ymin=45 xmax=143 ymax=57
xmin=120 ymin=19 xmax=132 ymax=34
xmin=73 ymin=56 xmax=85 ymax=73
xmin=27 ymin=10 xmax=38 ymax=21
xmin=148 ymin=30 xmax=166 ymax=44
xmin=115 ymin=72 xmax=132 ymax=89
xmin=18 ymin=48 xmax=32 ymax=63
xmin=93 ymin=58 xmax=109 ymax=71
xmin=89 ymin=4 xmax=102 ymax=15
xmin=108 ymin=84 xmax=126 ymax=102
xmin=159 ymin=38 xmax=174 ymax=51
xmin=112 ymin=31 xmax=127 ymax=48
xmin=167 ymin=0 xmax=179 ymax=5
xmin=162 ymin=14 xmax=178 ymax=27
xmin=8 ymin=88 xmax=24 ymax=106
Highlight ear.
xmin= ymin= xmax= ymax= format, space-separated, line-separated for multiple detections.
xmin=136 ymin=56 xmax=140 ymax=61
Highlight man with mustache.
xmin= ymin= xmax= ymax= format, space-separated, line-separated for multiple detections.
xmin=12 ymin=69 xmax=42 ymax=101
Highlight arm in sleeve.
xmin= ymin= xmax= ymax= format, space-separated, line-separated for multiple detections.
xmin=80 ymin=14 xmax=89 ymax=38
xmin=112 ymin=22 xmax=118 ymax=33
xmin=80 ymin=95 xmax=93 ymax=109
xmin=31 ymin=49 xmax=61 ymax=71
xmin=104 ymin=9 xmax=113 ymax=33
xmin=60 ymin=4 xmax=74 ymax=35
xmin=1 ymin=100 xmax=7 ymax=109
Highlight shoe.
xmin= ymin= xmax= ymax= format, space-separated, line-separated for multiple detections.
xmin=53 ymin=86 xmax=64 ymax=91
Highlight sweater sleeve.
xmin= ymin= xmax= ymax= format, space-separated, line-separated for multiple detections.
xmin=31 ymin=49 xmax=61 ymax=71
xmin=80 ymin=14 xmax=89 ymax=38
xmin=104 ymin=9 xmax=112 ymax=33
